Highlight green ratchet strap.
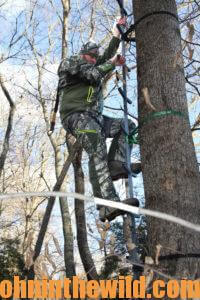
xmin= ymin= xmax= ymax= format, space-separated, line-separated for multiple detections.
xmin=127 ymin=127 xmax=139 ymax=145
xmin=127 ymin=110 xmax=187 ymax=145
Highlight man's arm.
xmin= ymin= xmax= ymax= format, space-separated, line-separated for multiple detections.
xmin=58 ymin=55 xmax=115 ymax=86
xmin=57 ymin=54 xmax=125 ymax=87
xmin=79 ymin=62 xmax=115 ymax=85
xmin=95 ymin=37 xmax=120 ymax=66
xmin=95 ymin=17 xmax=126 ymax=66
xmin=79 ymin=55 xmax=126 ymax=85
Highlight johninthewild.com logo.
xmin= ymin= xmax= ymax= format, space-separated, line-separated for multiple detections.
xmin=0 ymin=276 xmax=200 ymax=298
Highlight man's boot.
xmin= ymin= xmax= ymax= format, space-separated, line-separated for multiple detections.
xmin=98 ymin=197 xmax=139 ymax=222
xmin=108 ymin=160 xmax=142 ymax=181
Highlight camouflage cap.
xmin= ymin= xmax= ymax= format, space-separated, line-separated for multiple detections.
xmin=80 ymin=41 xmax=100 ymax=55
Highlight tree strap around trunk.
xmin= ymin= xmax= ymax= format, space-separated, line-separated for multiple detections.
xmin=115 ymin=0 xmax=179 ymax=43
xmin=127 ymin=110 xmax=187 ymax=145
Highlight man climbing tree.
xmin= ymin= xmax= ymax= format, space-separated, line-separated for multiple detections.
xmin=58 ymin=17 xmax=141 ymax=222
xmin=133 ymin=0 xmax=200 ymax=282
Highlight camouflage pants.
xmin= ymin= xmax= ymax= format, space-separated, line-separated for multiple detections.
xmin=62 ymin=112 xmax=135 ymax=201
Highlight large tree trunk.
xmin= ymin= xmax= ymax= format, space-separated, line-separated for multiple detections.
xmin=133 ymin=0 xmax=200 ymax=282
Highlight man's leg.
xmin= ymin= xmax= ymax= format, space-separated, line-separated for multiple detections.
xmin=103 ymin=115 xmax=142 ymax=180
xmin=62 ymin=113 xmax=139 ymax=221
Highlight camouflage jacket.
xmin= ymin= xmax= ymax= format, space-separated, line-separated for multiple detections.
xmin=58 ymin=36 xmax=120 ymax=122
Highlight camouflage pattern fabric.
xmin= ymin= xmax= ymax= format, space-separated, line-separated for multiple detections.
xmin=62 ymin=112 xmax=136 ymax=201
xmin=58 ymin=37 xmax=120 ymax=122
xmin=58 ymin=37 xmax=133 ymax=204
xmin=58 ymin=54 xmax=110 ymax=89
xmin=58 ymin=55 xmax=114 ymax=121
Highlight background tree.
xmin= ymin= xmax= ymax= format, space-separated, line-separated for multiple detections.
xmin=0 ymin=238 xmax=25 ymax=280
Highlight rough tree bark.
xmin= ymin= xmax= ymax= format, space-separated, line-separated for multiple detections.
xmin=133 ymin=0 xmax=200 ymax=283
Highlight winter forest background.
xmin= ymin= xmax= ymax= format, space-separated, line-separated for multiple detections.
xmin=0 ymin=0 xmax=200 ymax=297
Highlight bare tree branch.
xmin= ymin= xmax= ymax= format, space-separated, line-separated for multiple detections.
xmin=0 ymin=75 xmax=16 ymax=178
